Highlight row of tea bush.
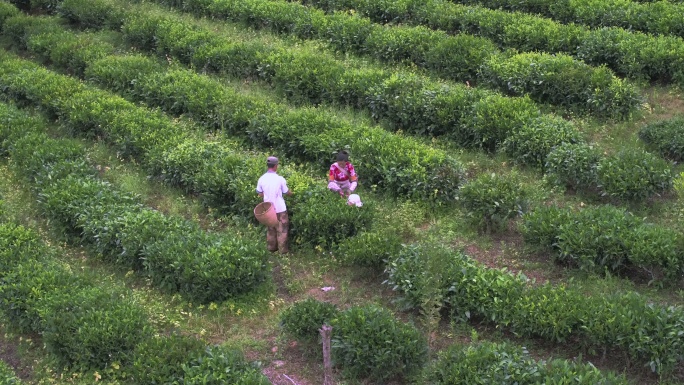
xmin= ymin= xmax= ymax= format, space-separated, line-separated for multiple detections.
xmin=0 ymin=42 xmax=374 ymax=248
xmin=119 ymin=0 xmax=642 ymax=119
xmin=5 ymin=4 xmax=673 ymax=205
xmin=0 ymin=101 xmax=270 ymax=303
xmin=278 ymin=298 xmax=630 ymax=383
xmin=293 ymin=0 xmax=684 ymax=85
xmin=384 ymin=242 xmax=684 ymax=375
xmin=3 ymin=10 xmax=467 ymax=203
xmin=0 ymin=194 xmax=268 ymax=382
xmin=455 ymin=0 xmax=684 ymax=38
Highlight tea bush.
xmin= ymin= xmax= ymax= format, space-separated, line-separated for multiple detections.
xmin=0 ymin=258 xmax=89 ymax=333
xmin=333 ymin=227 xmax=403 ymax=268
xmin=458 ymin=172 xmax=531 ymax=233
xmin=639 ymin=117 xmax=684 ymax=162
xmin=502 ymin=115 xmax=584 ymax=171
xmin=41 ymin=286 xmax=153 ymax=372
xmin=0 ymin=98 xmax=271 ymax=303
xmin=182 ymin=345 xmax=271 ymax=385
xmin=419 ymin=340 xmax=628 ymax=384
xmin=522 ymin=204 xmax=684 ymax=279
xmin=480 ymin=51 xmax=641 ymax=119
xmin=131 ymin=333 xmax=206 ymax=385
xmin=0 ymin=361 xmax=22 ymax=384
xmin=555 ymin=205 xmax=640 ymax=271
xmin=280 ymin=298 xmax=340 ymax=341
xmin=519 ymin=205 xmax=572 ymax=251
xmin=545 ymin=142 xmax=600 ymax=192
xmin=330 ymin=304 xmax=427 ymax=381
xmin=596 ymin=149 xmax=673 ymax=201
xmin=0 ymin=222 xmax=45 ymax=278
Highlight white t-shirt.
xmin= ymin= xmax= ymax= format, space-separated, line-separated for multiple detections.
xmin=256 ymin=171 xmax=289 ymax=213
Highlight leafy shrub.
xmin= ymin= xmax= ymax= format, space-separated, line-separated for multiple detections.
xmin=424 ymin=33 xmax=497 ymax=81
xmin=639 ymin=117 xmax=684 ymax=162
xmin=419 ymin=341 xmax=542 ymax=384
xmin=132 ymin=333 xmax=205 ymax=385
xmin=333 ymin=227 xmax=403 ymax=268
xmin=502 ymin=115 xmax=584 ymax=170
xmin=182 ymin=345 xmax=270 ymax=385
xmin=623 ymin=225 xmax=683 ymax=282
xmin=143 ymin=229 xmax=269 ymax=303
xmin=480 ymin=51 xmax=641 ymax=119
xmin=459 ymin=94 xmax=540 ymax=151
xmin=58 ymin=0 xmax=126 ymax=29
xmin=545 ymin=142 xmax=600 ymax=191
xmin=596 ymin=149 xmax=673 ymax=201
xmin=458 ymin=172 xmax=531 ymax=233
xmin=519 ymin=205 xmax=573 ymax=251
xmin=0 ymin=2 xmax=19 ymax=31
xmin=330 ymin=305 xmax=427 ymax=381
xmin=0 ymin=361 xmax=22 ymax=384
xmin=419 ymin=339 xmax=628 ymax=384
xmin=0 ymin=258 xmax=89 ymax=333
xmin=41 ymin=286 xmax=153 ymax=372
xmin=556 ymin=205 xmax=641 ymax=271
xmin=280 ymin=298 xmax=340 ymax=341
xmin=0 ymin=222 xmax=45 ymax=277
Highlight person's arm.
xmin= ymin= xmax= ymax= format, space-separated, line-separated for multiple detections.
xmin=328 ymin=165 xmax=335 ymax=182
xmin=349 ymin=163 xmax=358 ymax=190
xmin=282 ymin=178 xmax=293 ymax=196
xmin=256 ymin=181 xmax=264 ymax=197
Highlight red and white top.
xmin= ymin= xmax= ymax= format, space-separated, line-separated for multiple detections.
xmin=329 ymin=162 xmax=357 ymax=182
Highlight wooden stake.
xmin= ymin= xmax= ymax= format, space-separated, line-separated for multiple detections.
xmin=320 ymin=324 xmax=333 ymax=385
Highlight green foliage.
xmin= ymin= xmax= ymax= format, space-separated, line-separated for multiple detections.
xmin=330 ymin=304 xmax=428 ymax=381
xmin=545 ymin=142 xmax=601 ymax=192
xmin=132 ymin=334 xmax=206 ymax=385
xmin=279 ymin=298 xmax=340 ymax=341
xmin=0 ymin=222 xmax=44 ymax=278
xmin=181 ymin=345 xmax=270 ymax=385
xmin=480 ymin=51 xmax=642 ymax=119
xmin=623 ymin=225 xmax=683 ymax=282
xmin=58 ymin=0 xmax=126 ymax=29
xmin=0 ymin=258 xmax=89 ymax=333
xmin=502 ymin=115 xmax=584 ymax=171
xmin=419 ymin=341 xmax=542 ymax=384
xmin=41 ymin=286 xmax=153 ymax=372
xmin=459 ymin=94 xmax=540 ymax=151
xmin=596 ymin=149 xmax=673 ymax=201
xmin=0 ymin=361 xmax=22 ymax=385
xmin=519 ymin=205 xmax=573 ymax=251
xmin=420 ymin=340 xmax=628 ymax=384
xmin=458 ymin=172 xmax=531 ymax=233
xmin=143 ymin=229 xmax=269 ymax=303
xmin=639 ymin=117 xmax=684 ymax=162
xmin=333 ymin=227 xmax=403 ymax=268
xmin=0 ymin=2 xmax=20 ymax=31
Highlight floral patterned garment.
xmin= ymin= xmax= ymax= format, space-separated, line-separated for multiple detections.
xmin=329 ymin=162 xmax=357 ymax=182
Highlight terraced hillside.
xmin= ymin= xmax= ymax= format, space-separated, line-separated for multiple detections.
xmin=0 ymin=0 xmax=683 ymax=384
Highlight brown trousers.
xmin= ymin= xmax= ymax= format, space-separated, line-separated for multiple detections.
xmin=267 ymin=211 xmax=289 ymax=254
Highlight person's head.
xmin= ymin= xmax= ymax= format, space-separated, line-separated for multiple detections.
xmin=267 ymin=156 xmax=279 ymax=170
xmin=336 ymin=150 xmax=349 ymax=166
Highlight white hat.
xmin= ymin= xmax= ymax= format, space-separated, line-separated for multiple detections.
xmin=347 ymin=194 xmax=363 ymax=207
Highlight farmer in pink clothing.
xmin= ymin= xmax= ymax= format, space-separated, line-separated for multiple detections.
xmin=327 ymin=150 xmax=358 ymax=197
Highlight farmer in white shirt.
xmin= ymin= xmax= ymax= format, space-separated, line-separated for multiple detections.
xmin=256 ymin=156 xmax=292 ymax=254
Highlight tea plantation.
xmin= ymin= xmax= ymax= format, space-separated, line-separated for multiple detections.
xmin=0 ymin=0 xmax=683 ymax=384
